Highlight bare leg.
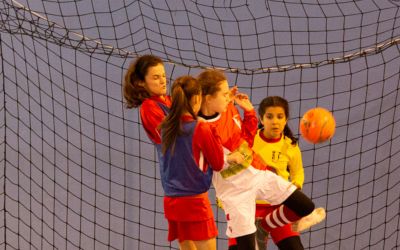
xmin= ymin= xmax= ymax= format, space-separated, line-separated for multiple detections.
xmin=179 ymin=240 xmax=196 ymax=250
xmin=179 ymin=238 xmax=217 ymax=250
xmin=193 ymin=238 xmax=217 ymax=250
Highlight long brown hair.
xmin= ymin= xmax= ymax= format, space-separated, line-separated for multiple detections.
xmin=160 ymin=76 xmax=201 ymax=154
xmin=258 ymin=96 xmax=298 ymax=145
xmin=123 ymin=55 xmax=164 ymax=108
xmin=197 ymin=69 xmax=227 ymax=96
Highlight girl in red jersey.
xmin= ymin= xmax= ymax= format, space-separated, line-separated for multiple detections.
xmin=197 ymin=70 xmax=324 ymax=250
xmin=123 ymin=55 xmax=173 ymax=192
xmin=160 ymin=76 xmax=243 ymax=250
xmin=123 ymin=54 xmax=170 ymax=145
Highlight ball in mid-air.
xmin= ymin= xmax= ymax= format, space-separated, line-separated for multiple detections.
xmin=300 ymin=107 xmax=336 ymax=144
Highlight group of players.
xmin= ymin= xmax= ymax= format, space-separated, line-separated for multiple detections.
xmin=123 ymin=55 xmax=326 ymax=250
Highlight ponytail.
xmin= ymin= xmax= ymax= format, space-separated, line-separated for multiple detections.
xmin=161 ymin=76 xmax=201 ymax=154
xmin=283 ymin=126 xmax=298 ymax=145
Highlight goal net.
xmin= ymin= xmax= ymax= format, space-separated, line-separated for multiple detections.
xmin=0 ymin=0 xmax=399 ymax=249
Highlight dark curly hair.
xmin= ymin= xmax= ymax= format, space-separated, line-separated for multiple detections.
xmin=123 ymin=55 xmax=164 ymax=108
xmin=258 ymin=96 xmax=298 ymax=145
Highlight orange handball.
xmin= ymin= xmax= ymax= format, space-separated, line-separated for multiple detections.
xmin=300 ymin=107 xmax=336 ymax=144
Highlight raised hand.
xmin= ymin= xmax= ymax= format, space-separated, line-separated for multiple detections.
xmin=227 ymin=151 xmax=245 ymax=165
xmin=233 ymin=92 xmax=254 ymax=112
xmin=229 ymin=86 xmax=239 ymax=101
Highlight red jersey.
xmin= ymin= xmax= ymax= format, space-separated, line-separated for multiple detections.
xmin=200 ymin=102 xmax=267 ymax=170
xmin=161 ymin=115 xmax=224 ymax=197
xmin=140 ymin=95 xmax=171 ymax=144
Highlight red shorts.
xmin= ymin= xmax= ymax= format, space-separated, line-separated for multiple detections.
xmin=168 ymin=217 xmax=218 ymax=242
xmin=164 ymin=192 xmax=218 ymax=242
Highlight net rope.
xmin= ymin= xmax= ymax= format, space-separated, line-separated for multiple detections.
xmin=0 ymin=0 xmax=399 ymax=249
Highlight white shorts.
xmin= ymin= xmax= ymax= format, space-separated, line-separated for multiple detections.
xmin=214 ymin=165 xmax=297 ymax=238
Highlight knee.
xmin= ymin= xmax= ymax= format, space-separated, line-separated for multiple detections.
xmin=284 ymin=189 xmax=315 ymax=217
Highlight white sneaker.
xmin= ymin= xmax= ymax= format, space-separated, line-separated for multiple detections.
xmin=292 ymin=207 xmax=326 ymax=232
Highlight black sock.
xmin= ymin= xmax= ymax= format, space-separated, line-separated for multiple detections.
xmin=277 ymin=236 xmax=304 ymax=250
xmin=283 ymin=189 xmax=315 ymax=217
xmin=236 ymin=233 xmax=256 ymax=250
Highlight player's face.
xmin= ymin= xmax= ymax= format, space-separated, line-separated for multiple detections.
xmin=260 ymin=106 xmax=287 ymax=139
xmin=142 ymin=63 xmax=167 ymax=96
xmin=204 ymin=80 xmax=231 ymax=114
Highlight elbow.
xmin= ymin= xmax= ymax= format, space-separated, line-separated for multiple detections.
xmin=214 ymin=165 xmax=223 ymax=172
xmin=211 ymin=161 xmax=224 ymax=172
